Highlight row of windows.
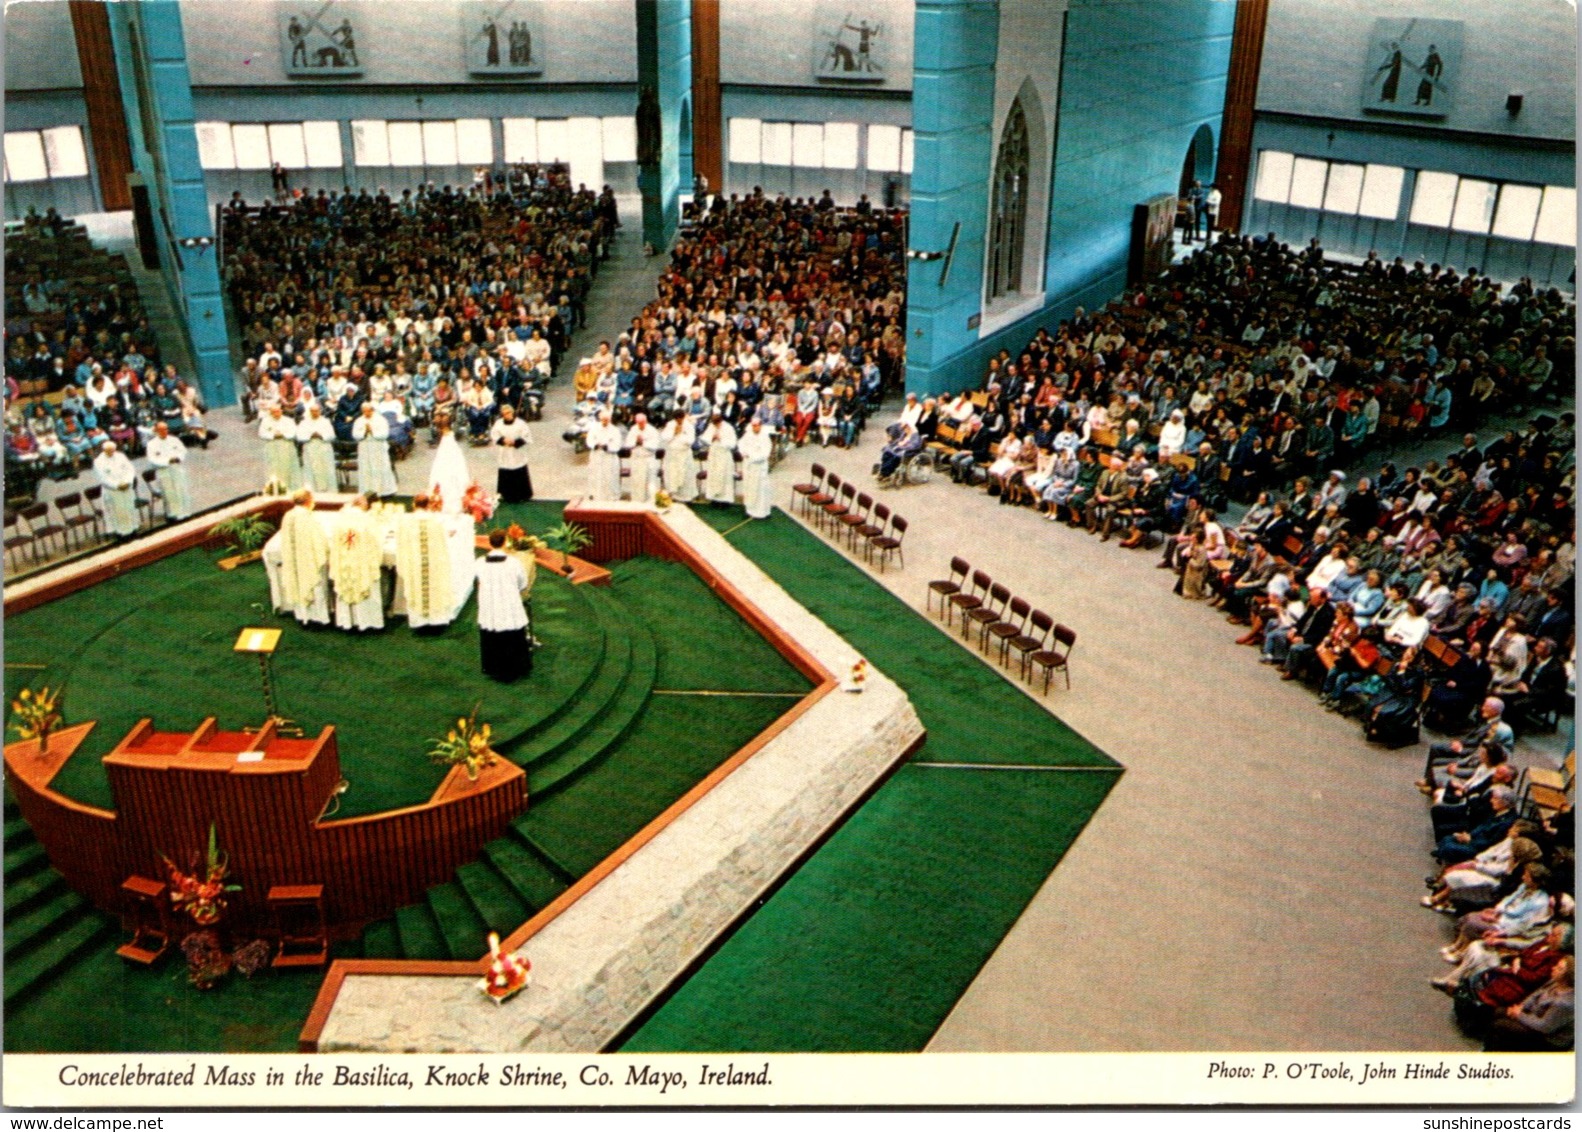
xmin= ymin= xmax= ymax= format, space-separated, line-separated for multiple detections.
xmin=195 ymin=116 xmax=640 ymax=173
xmin=727 ymin=119 xmax=913 ymax=174
xmin=1254 ymin=150 xmax=1574 ymax=247
xmin=4 ymin=127 xmax=90 ymax=183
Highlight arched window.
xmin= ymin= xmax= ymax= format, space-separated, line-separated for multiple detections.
xmin=988 ymin=99 xmax=1030 ymax=300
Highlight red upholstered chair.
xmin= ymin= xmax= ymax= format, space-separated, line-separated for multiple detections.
xmin=1028 ymin=624 xmax=1077 ymax=693
xmin=985 ymin=595 xmax=1031 ymax=660
xmin=948 ymin=569 xmax=990 ymax=627
xmin=839 ymin=490 xmax=872 ymax=551
xmin=792 ymin=462 xmax=826 ymax=516
xmin=1008 ymin=610 xmax=1053 ymax=678
xmin=964 ymin=581 xmax=1009 ymax=643
xmin=928 ymin=556 xmax=968 ymax=616
xmin=869 ymin=514 xmax=907 ymax=572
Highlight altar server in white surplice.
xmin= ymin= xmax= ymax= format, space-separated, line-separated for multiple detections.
xmin=625 ymin=413 xmax=661 ymax=502
xmin=259 ymin=406 xmax=302 ymax=493
xmin=144 ymin=423 xmax=192 ymax=521
xmin=475 ymin=529 xmax=533 ymax=682
xmin=661 ymin=411 xmax=698 ymax=502
xmin=353 ymin=403 xmax=398 ymax=497
xmin=585 ymin=410 xmax=623 ymax=501
xmin=298 ymin=404 xmax=339 ymax=494
xmin=328 ymin=494 xmax=385 ymax=631
xmin=93 ymin=441 xmax=139 ymax=536
xmin=268 ymin=491 xmax=331 ymax=625
xmin=739 ymin=417 xmax=774 ymax=519
xmin=489 ymin=405 xmax=534 ymax=503
xmin=703 ymin=414 xmax=738 ymax=504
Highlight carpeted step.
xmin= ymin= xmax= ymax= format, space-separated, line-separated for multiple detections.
xmin=360 ymin=918 xmax=401 ymax=959
xmin=482 ymin=836 xmax=570 ymax=913
xmin=493 ymin=580 xmax=610 ymax=748
xmin=4 ymin=888 xmax=90 ymax=962
xmin=528 ymin=611 xmax=657 ymax=798
xmin=3 ymin=862 xmax=67 ymax=918
xmin=508 ymin=588 xmax=635 ymax=772
xmin=425 ymin=881 xmax=487 ymax=960
xmin=4 ymin=840 xmax=49 ymax=883
xmin=394 ymin=902 xmax=447 ymax=959
xmin=2 ymin=909 xmax=114 ymax=1008
xmin=455 ymin=860 xmax=530 ymax=936
xmin=5 ymin=816 xmax=37 ymax=849
xmin=508 ymin=826 xmax=580 ymax=885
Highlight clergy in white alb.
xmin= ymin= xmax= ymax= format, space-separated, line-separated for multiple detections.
xmin=298 ymin=404 xmax=338 ymax=494
xmin=426 ymin=423 xmax=472 ymax=514
xmin=391 ymin=500 xmax=470 ymax=629
xmin=703 ymin=414 xmax=738 ymax=504
xmin=661 ymin=412 xmax=698 ymax=501
xmin=585 ymin=410 xmax=623 ymax=501
xmin=353 ymin=403 xmax=398 ymax=497
xmin=259 ymin=407 xmax=303 ymax=493
xmin=144 ymin=423 xmax=192 ymax=521
xmin=93 ymin=441 xmax=139 ymax=536
xmin=625 ymin=413 xmax=661 ymax=502
xmin=266 ymin=491 xmax=332 ymax=625
xmin=739 ymin=417 xmax=774 ymax=519
xmin=489 ymin=405 xmax=534 ymax=503
xmin=327 ymin=495 xmax=386 ymax=631
xmin=475 ymin=529 xmax=533 ymax=682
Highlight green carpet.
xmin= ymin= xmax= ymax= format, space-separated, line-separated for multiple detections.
xmin=622 ymin=505 xmax=1122 ymax=1051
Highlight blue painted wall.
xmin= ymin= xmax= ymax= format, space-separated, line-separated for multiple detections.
xmin=635 ymin=0 xmax=690 ymax=250
xmin=108 ymin=0 xmax=235 ymax=407
xmin=905 ymin=0 xmax=1234 ymax=396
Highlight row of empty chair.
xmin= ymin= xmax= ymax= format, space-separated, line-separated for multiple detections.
xmin=790 ymin=463 xmax=907 ymax=571
xmin=3 ymin=472 xmax=174 ymax=571
xmin=929 ymin=557 xmax=1077 ymax=694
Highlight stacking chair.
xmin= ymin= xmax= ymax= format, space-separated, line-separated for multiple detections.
xmin=82 ymin=485 xmax=106 ymax=533
xmin=792 ymin=463 xmax=826 ymax=515
xmin=137 ymin=468 xmax=167 ymax=526
xmin=948 ymin=569 xmax=991 ymax=627
xmin=1028 ymin=624 xmax=1077 ymax=694
xmin=1008 ymin=609 xmax=1053 ymax=677
xmin=928 ymin=556 xmax=969 ymax=616
xmin=4 ymin=509 xmax=33 ymax=569
xmin=869 ymin=514 xmax=907 ymax=572
xmin=823 ymin=481 xmax=855 ymax=539
xmin=1521 ymin=751 xmax=1575 ymax=822
xmin=986 ymin=596 xmax=1031 ymax=662
xmin=857 ymin=502 xmax=890 ymax=562
xmin=839 ymin=491 xmax=872 ymax=551
xmin=965 ymin=582 xmax=1010 ymax=643
xmin=19 ymin=502 xmax=63 ymax=562
xmin=805 ymin=465 xmax=836 ymax=523
xmin=55 ymin=491 xmax=97 ymax=551
xmin=812 ymin=472 xmax=842 ymax=531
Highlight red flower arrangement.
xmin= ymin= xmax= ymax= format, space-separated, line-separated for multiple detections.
xmin=161 ymin=824 xmax=242 ymax=927
xmin=461 ymin=484 xmax=496 ymax=524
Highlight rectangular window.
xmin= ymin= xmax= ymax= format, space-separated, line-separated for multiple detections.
xmin=602 ymin=116 xmax=637 ymax=163
xmin=1358 ymin=163 xmax=1404 ymax=220
xmin=536 ymin=119 xmax=568 ymax=162
xmin=1492 ymin=183 xmax=1543 ymax=242
xmin=352 ymin=119 xmax=389 ymax=166
xmin=1409 ymin=170 xmax=1458 ymax=228
xmin=502 ymin=118 xmax=537 ymax=163
xmin=266 ymin=122 xmax=307 ymax=170
xmin=195 ymin=121 xmax=235 ymax=170
xmin=792 ymin=122 xmax=823 ymax=168
xmin=1322 ymin=162 xmax=1364 ymax=214
xmin=455 ymin=119 xmax=493 ymax=165
xmin=823 ymin=121 xmax=859 ymax=170
xmin=866 ymin=123 xmax=900 ymax=173
xmin=728 ymin=117 xmax=761 ymax=164
xmin=231 ymin=123 xmax=272 ymax=170
xmin=900 ymin=128 xmax=913 ymax=175
xmin=302 ymin=120 xmax=342 ymax=168
xmin=3 ymin=132 xmax=47 ymax=182
xmin=1450 ymin=177 xmax=1496 ymax=234
xmin=1534 ymin=185 xmax=1576 ymax=247
xmin=1287 ymin=157 xmax=1327 ymax=210
xmin=421 ymin=120 xmax=458 ymax=167
xmin=761 ymin=121 xmax=792 ymax=166
xmin=387 ymin=121 xmax=424 ymax=166
xmin=40 ymin=125 xmax=88 ymax=179
xmin=1253 ymin=150 xmax=1294 ymax=204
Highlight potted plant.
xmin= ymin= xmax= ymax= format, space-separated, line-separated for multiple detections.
xmin=428 ymin=704 xmax=499 ymax=782
xmin=541 ymin=521 xmax=592 ymax=577
xmin=8 ymin=685 xmax=63 ymax=755
xmin=208 ymin=514 xmax=277 ymax=570
xmin=161 ymin=823 xmax=243 ymax=927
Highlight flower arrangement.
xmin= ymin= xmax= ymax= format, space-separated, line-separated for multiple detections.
xmin=8 ymin=685 xmax=63 ymax=752
xmin=428 ymin=704 xmax=499 ymax=782
xmin=847 ymin=658 xmax=869 ymax=693
xmin=654 ymin=489 xmax=673 ymax=510
xmin=180 ymin=931 xmax=273 ymax=991
xmin=491 ymin=522 xmax=545 ymax=552
xmin=461 ymin=484 xmax=496 ymax=524
xmin=161 ymin=824 xmax=242 ymax=927
xmin=477 ymin=931 xmax=531 ymax=1003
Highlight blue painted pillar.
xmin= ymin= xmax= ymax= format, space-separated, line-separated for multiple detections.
xmin=904 ymin=0 xmax=999 ymax=398
xmin=636 ymin=0 xmax=691 ymax=251
xmin=106 ymin=0 xmax=234 ymax=407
